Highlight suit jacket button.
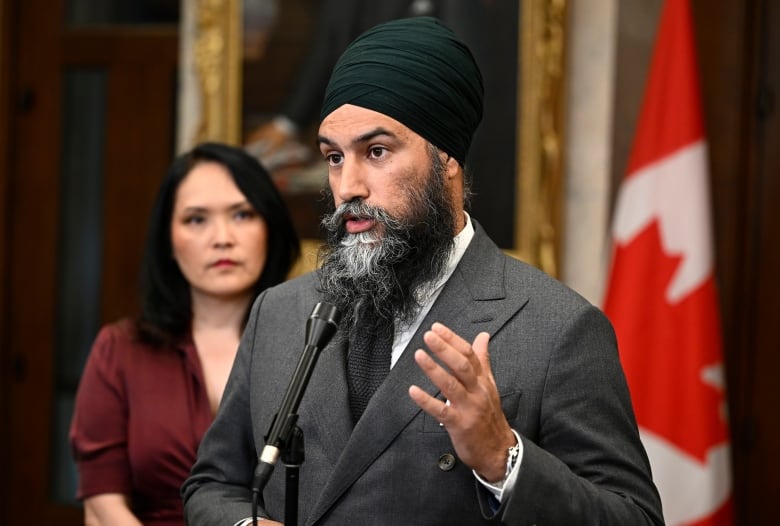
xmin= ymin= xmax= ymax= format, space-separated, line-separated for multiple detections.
xmin=438 ymin=453 xmax=456 ymax=471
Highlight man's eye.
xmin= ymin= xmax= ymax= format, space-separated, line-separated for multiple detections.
xmin=369 ymin=146 xmax=387 ymax=159
xmin=325 ymin=152 xmax=343 ymax=166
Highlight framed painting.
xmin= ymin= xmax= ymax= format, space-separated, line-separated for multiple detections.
xmin=178 ymin=0 xmax=567 ymax=277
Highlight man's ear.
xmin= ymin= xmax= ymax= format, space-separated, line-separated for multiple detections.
xmin=445 ymin=155 xmax=461 ymax=180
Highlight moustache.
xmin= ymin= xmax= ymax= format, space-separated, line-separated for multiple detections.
xmin=327 ymin=200 xmax=391 ymax=230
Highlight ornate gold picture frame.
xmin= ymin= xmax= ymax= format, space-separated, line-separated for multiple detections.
xmin=180 ymin=0 xmax=567 ymax=277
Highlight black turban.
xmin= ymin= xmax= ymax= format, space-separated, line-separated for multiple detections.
xmin=320 ymin=16 xmax=484 ymax=166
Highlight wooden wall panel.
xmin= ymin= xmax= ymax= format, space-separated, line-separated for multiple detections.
xmin=97 ymin=32 xmax=179 ymax=324
xmin=0 ymin=0 xmax=15 ymax=520
xmin=3 ymin=0 xmax=69 ymax=521
xmin=732 ymin=0 xmax=780 ymax=520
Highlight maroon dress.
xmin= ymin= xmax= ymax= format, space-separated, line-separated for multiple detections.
xmin=70 ymin=319 xmax=214 ymax=526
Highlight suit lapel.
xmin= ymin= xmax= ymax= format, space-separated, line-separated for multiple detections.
xmin=306 ymin=225 xmax=529 ymax=524
xmin=304 ymin=333 xmax=353 ymax=466
xmin=280 ymin=278 xmax=353 ymax=469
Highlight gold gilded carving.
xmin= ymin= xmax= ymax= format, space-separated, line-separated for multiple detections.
xmin=194 ymin=0 xmax=242 ymax=144
xmin=516 ymin=0 xmax=567 ymax=277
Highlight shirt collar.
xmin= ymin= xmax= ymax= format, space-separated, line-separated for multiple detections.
xmin=391 ymin=212 xmax=474 ymax=363
xmin=412 ymin=212 xmax=474 ymax=309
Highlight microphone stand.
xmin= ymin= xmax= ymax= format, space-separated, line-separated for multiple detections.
xmin=282 ymin=426 xmax=304 ymax=525
xmin=251 ymin=302 xmax=341 ymax=525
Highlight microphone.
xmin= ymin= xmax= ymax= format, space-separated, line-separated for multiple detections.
xmin=251 ymin=302 xmax=341 ymax=496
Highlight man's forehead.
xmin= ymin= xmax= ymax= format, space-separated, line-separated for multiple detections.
xmin=318 ymin=104 xmax=418 ymax=144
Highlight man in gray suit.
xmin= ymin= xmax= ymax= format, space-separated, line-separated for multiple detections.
xmin=183 ymin=16 xmax=664 ymax=526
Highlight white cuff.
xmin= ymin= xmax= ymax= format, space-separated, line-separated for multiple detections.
xmin=473 ymin=429 xmax=523 ymax=502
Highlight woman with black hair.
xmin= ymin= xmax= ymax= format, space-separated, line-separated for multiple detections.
xmin=70 ymin=142 xmax=300 ymax=525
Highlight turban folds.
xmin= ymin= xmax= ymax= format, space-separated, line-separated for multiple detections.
xmin=320 ymin=17 xmax=484 ymax=166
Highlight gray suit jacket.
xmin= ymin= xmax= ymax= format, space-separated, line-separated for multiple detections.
xmin=183 ymin=224 xmax=664 ymax=525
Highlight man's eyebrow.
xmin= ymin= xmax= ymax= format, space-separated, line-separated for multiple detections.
xmin=318 ymin=127 xmax=398 ymax=147
xmin=355 ymin=127 xmax=397 ymax=143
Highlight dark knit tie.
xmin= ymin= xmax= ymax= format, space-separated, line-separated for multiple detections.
xmin=347 ymin=307 xmax=394 ymax=422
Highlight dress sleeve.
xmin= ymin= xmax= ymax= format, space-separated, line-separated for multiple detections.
xmin=69 ymin=323 xmax=134 ymax=499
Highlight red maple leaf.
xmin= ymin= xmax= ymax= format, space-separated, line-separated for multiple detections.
xmin=605 ymin=220 xmax=728 ymax=461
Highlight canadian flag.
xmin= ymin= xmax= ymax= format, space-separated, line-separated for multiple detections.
xmin=602 ymin=0 xmax=732 ymax=524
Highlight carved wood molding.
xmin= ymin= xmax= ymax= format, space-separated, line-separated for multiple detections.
xmin=192 ymin=0 xmax=242 ymax=145
xmin=516 ymin=0 xmax=568 ymax=277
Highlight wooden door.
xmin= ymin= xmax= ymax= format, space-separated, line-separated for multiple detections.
xmin=0 ymin=0 xmax=179 ymax=523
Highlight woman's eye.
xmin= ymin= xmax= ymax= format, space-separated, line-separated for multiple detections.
xmin=235 ymin=209 xmax=256 ymax=221
xmin=184 ymin=215 xmax=205 ymax=225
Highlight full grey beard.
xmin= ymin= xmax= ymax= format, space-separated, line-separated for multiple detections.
xmin=317 ymin=153 xmax=456 ymax=332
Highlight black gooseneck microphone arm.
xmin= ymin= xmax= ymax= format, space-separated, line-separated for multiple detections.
xmin=251 ymin=302 xmax=341 ymax=522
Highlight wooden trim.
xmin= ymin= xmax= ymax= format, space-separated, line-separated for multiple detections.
xmin=62 ymin=28 xmax=179 ymax=63
xmin=190 ymin=0 xmax=243 ymax=146
xmin=4 ymin=0 xmax=70 ymax=520
xmin=0 ymin=1 xmax=15 ymax=518
xmin=0 ymin=0 xmax=14 ymax=353
xmin=516 ymin=0 xmax=568 ymax=276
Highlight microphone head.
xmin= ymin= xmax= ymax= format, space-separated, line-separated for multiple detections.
xmin=305 ymin=302 xmax=341 ymax=349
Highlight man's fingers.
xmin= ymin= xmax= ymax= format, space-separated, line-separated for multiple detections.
xmin=413 ymin=348 xmax=463 ymax=402
xmin=429 ymin=323 xmax=477 ymax=359
xmin=471 ymin=331 xmax=493 ymax=379
xmin=408 ymin=384 xmax=449 ymax=423
xmin=423 ymin=324 xmax=483 ymax=390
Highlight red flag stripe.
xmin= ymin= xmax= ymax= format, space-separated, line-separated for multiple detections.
xmin=603 ymin=0 xmax=732 ymax=524
xmin=626 ymin=0 xmax=704 ymax=175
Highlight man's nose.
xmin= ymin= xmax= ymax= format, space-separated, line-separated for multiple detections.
xmin=333 ymin=159 xmax=369 ymax=203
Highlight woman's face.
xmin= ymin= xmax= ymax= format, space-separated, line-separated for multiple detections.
xmin=171 ymin=161 xmax=268 ymax=303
